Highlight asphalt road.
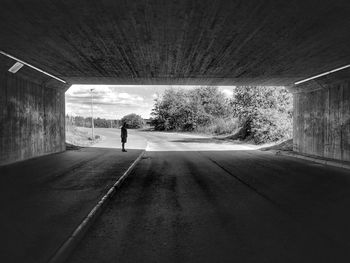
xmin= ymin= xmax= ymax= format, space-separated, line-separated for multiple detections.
xmin=92 ymin=128 xmax=148 ymax=150
xmin=0 ymin=138 xmax=144 ymax=263
xmin=68 ymin=130 xmax=350 ymax=263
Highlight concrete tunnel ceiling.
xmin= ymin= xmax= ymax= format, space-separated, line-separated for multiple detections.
xmin=1 ymin=0 xmax=350 ymax=87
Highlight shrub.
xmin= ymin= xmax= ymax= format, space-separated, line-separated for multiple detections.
xmin=151 ymin=85 xmax=293 ymax=144
xmin=231 ymin=86 xmax=293 ymax=143
xmin=121 ymin=113 xmax=144 ymax=129
xmin=196 ymin=117 xmax=239 ymax=135
xmin=151 ymin=87 xmax=230 ymax=131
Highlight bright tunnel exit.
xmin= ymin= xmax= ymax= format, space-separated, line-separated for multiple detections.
xmin=64 ymin=85 xmax=292 ymax=151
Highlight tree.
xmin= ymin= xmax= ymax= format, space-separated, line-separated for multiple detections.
xmin=190 ymin=86 xmax=230 ymax=118
xmin=151 ymin=88 xmax=190 ymax=130
xmin=121 ymin=113 xmax=144 ymax=129
xmin=231 ymin=86 xmax=293 ymax=143
xmin=151 ymin=86 xmax=292 ymax=143
xmin=151 ymin=87 xmax=230 ymax=131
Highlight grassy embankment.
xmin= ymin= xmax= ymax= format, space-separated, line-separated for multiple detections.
xmin=66 ymin=123 xmax=102 ymax=147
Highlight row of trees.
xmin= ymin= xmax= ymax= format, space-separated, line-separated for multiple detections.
xmin=151 ymin=86 xmax=292 ymax=143
xmin=66 ymin=116 xmax=119 ymax=128
xmin=66 ymin=114 xmax=145 ymax=129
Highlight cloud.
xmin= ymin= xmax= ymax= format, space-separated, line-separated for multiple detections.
xmin=118 ymin=93 xmax=131 ymax=99
xmin=65 ymin=85 xmax=162 ymax=119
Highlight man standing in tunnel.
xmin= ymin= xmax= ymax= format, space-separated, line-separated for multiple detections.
xmin=121 ymin=122 xmax=128 ymax=152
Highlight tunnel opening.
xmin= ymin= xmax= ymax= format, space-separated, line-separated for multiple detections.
xmin=64 ymin=84 xmax=293 ymax=152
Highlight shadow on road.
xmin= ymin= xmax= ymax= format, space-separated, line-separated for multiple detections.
xmin=2 ymin=144 xmax=350 ymax=263
xmin=0 ymin=147 xmax=144 ymax=263
xmin=67 ymin=149 xmax=350 ymax=263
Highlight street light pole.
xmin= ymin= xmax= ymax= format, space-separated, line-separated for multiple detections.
xmin=90 ymin=89 xmax=95 ymax=140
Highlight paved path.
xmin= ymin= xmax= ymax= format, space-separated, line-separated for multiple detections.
xmin=0 ymin=144 xmax=143 ymax=263
xmin=92 ymin=128 xmax=147 ymax=150
xmin=68 ymin=131 xmax=350 ymax=263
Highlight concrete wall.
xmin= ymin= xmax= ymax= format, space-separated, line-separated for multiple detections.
xmin=0 ymin=57 xmax=67 ymax=165
xmin=292 ymin=70 xmax=350 ymax=161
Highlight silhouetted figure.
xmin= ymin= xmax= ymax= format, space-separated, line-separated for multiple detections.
xmin=121 ymin=122 xmax=128 ymax=152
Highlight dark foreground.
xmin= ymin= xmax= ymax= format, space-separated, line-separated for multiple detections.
xmin=68 ymin=132 xmax=350 ymax=263
xmin=0 ymin=147 xmax=143 ymax=263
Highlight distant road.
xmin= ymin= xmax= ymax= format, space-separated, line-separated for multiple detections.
xmin=69 ymin=129 xmax=350 ymax=263
xmin=92 ymin=128 xmax=254 ymax=151
xmin=92 ymin=128 xmax=148 ymax=150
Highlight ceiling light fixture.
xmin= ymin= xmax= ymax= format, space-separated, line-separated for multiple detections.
xmin=0 ymin=50 xmax=66 ymax=83
xmin=8 ymin=61 xmax=24 ymax=73
xmin=294 ymin=64 xmax=350 ymax=85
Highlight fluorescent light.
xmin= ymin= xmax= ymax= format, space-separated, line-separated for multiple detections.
xmin=0 ymin=50 xmax=66 ymax=83
xmin=294 ymin=64 xmax=350 ymax=85
xmin=8 ymin=62 xmax=24 ymax=73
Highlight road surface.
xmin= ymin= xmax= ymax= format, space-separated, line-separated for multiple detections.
xmin=69 ymin=129 xmax=350 ymax=263
xmin=0 ymin=144 xmax=144 ymax=263
xmin=92 ymin=128 xmax=148 ymax=150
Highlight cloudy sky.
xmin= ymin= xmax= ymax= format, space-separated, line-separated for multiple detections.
xmin=65 ymin=85 xmax=234 ymax=119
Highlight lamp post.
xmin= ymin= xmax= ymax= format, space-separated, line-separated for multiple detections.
xmin=90 ymin=88 xmax=95 ymax=140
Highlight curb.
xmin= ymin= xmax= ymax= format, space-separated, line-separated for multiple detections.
xmin=48 ymin=150 xmax=145 ymax=263
xmin=276 ymin=151 xmax=350 ymax=170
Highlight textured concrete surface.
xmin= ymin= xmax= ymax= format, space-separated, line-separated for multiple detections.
xmin=291 ymin=69 xmax=350 ymax=161
xmin=0 ymin=56 xmax=68 ymax=165
xmin=1 ymin=0 xmax=350 ymax=165
xmin=68 ymin=131 xmax=350 ymax=263
xmin=1 ymin=0 xmax=350 ymax=86
xmin=0 ymin=147 xmax=143 ymax=263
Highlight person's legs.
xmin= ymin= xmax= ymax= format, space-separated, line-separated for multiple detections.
xmin=122 ymin=142 xmax=127 ymax=152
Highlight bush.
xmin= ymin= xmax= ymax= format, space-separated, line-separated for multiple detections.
xmin=231 ymin=86 xmax=293 ymax=143
xmin=151 ymin=85 xmax=293 ymax=144
xmin=121 ymin=113 xmax=144 ymax=129
xmin=196 ymin=117 xmax=239 ymax=135
xmin=151 ymin=87 xmax=230 ymax=131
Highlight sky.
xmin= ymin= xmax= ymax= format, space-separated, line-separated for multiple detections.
xmin=65 ymin=85 xmax=235 ymax=119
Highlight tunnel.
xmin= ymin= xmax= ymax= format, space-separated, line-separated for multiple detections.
xmin=1 ymin=1 xmax=350 ymax=262
xmin=1 ymin=0 xmax=350 ymax=165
